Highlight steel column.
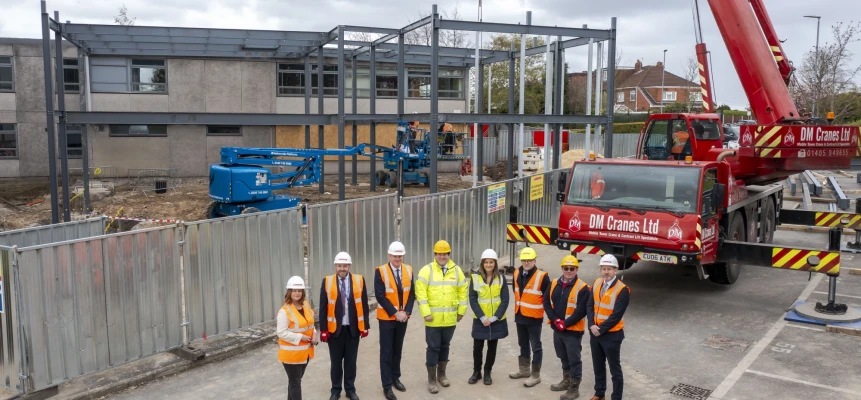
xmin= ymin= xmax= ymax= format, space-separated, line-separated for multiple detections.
xmin=370 ymin=45 xmax=377 ymax=192
xmin=517 ymin=12 xmax=530 ymax=180
xmin=351 ymin=55 xmax=357 ymax=185
xmin=476 ymin=60 xmax=484 ymax=183
xmin=304 ymin=55 xmax=311 ymax=148
xmin=77 ymin=48 xmax=90 ymax=212
xmin=398 ymin=34 xmax=405 ymax=117
xmin=585 ymin=25 xmax=593 ymax=157
xmin=553 ymin=37 xmax=564 ymax=169
xmin=338 ymin=26 xmax=346 ymax=200
xmin=604 ymin=18 xmax=617 ymax=158
xmin=430 ymin=5 xmax=439 ymax=193
xmin=507 ymin=42 xmax=515 ymax=180
xmin=55 ymin=12 xmax=71 ymax=221
xmin=40 ymin=1 xmax=60 ymax=223
xmin=317 ymin=47 xmax=325 ymax=194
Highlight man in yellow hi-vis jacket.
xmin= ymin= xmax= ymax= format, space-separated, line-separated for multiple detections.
xmin=415 ymin=240 xmax=469 ymax=395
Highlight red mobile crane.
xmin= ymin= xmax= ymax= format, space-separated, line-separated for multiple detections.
xmin=509 ymin=0 xmax=860 ymax=286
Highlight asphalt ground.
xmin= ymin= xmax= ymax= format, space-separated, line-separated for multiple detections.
xmin=103 ymin=228 xmax=861 ymax=400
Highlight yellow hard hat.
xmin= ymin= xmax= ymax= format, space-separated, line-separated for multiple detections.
xmin=433 ymin=240 xmax=452 ymax=254
xmin=560 ymin=255 xmax=579 ymax=268
xmin=520 ymin=247 xmax=537 ymax=260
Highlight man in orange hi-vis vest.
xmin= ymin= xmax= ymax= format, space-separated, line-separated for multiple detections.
xmin=319 ymin=252 xmax=370 ymax=400
xmin=586 ymin=255 xmax=631 ymax=400
xmin=509 ymin=247 xmax=551 ymax=388
xmin=374 ymin=241 xmax=415 ymax=400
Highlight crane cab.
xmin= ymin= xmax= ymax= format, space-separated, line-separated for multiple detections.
xmin=637 ymin=113 xmax=725 ymax=162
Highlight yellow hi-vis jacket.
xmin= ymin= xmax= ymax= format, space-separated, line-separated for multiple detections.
xmin=415 ymin=259 xmax=468 ymax=327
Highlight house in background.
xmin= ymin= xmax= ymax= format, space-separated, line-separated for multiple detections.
xmin=567 ymin=60 xmax=701 ymax=113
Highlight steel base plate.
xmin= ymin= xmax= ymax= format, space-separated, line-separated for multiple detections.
xmin=792 ymin=301 xmax=861 ymax=323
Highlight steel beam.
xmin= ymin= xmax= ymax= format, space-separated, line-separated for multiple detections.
xmin=65 ymin=111 xmax=334 ymax=125
xmin=507 ymin=42 xmax=515 ymax=180
xmin=480 ymin=37 xmax=597 ymax=65
xmin=41 ymin=1 xmax=60 ymax=223
xmin=304 ymin=55 xmax=311 ymax=148
xmin=351 ymin=55 xmax=358 ymax=185
xmin=437 ymin=20 xmax=611 ymax=39
xmin=440 ymin=113 xmax=608 ymax=124
xmin=827 ymin=176 xmax=851 ymax=210
xmin=604 ymin=18 xmax=617 ymax=158
xmin=370 ymin=44 xmax=377 ymax=192
xmin=63 ymin=23 xmax=329 ymax=41
xmin=63 ymin=34 xmax=321 ymax=47
xmin=430 ymin=5 xmax=439 ymax=193
xmin=318 ymin=47 xmax=325 ymax=194
xmin=343 ymin=25 xmax=399 ymax=35
xmin=78 ymin=49 xmax=91 ymax=212
xmin=337 ymin=26 xmax=346 ymax=200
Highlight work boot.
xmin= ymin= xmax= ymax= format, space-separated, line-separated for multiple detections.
xmin=483 ymin=367 xmax=493 ymax=385
xmin=383 ymin=388 xmax=397 ymax=400
xmin=468 ymin=370 xmax=482 ymax=384
xmin=523 ymin=363 xmax=542 ymax=387
xmin=426 ymin=366 xmax=439 ymax=394
xmin=560 ymin=378 xmax=581 ymax=400
xmin=588 ymin=396 xmax=605 ymax=400
xmin=437 ymin=361 xmax=451 ymax=387
xmin=551 ymin=370 xmax=572 ymax=391
xmin=509 ymin=357 xmax=531 ymax=379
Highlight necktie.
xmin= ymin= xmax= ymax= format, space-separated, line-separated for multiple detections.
xmin=395 ymin=268 xmax=401 ymax=284
xmin=601 ymin=283 xmax=608 ymax=298
xmin=340 ymin=278 xmax=348 ymax=312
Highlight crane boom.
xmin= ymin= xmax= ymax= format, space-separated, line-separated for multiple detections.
xmin=706 ymin=0 xmax=799 ymax=124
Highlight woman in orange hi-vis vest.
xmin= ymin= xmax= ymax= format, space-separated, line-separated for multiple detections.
xmin=277 ymin=276 xmax=318 ymax=400
xmin=590 ymin=171 xmax=606 ymax=200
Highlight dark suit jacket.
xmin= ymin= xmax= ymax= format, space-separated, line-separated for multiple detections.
xmin=373 ymin=263 xmax=416 ymax=318
xmin=319 ymin=273 xmax=370 ymax=338
xmin=586 ymin=277 xmax=630 ymax=341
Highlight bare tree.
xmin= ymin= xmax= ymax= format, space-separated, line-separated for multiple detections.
xmin=114 ymin=4 xmax=136 ymax=26
xmin=681 ymin=56 xmax=700 ymax=112
xmin=404 ymin=5 xmax=472 ymax=48
xmin=790 ymin=22 xmax=861 ymax=121
xmin=345 ymin=32 xmax=382 ymax=43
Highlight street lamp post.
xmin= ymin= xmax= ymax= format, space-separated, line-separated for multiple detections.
xmin=661 ymin=49 xmax=667 ymax=113
xmin=804 ymin=15 xmax=821 ymax=117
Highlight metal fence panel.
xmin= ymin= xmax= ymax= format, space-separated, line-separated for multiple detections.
xmin=0 ymin=218 xmax=106 ymax=248
xmin=183 ymin=207 xmax=304 ymax=342
xmin=0 ymin=247 xmax=21 ymax=392
xmin=518 ymin=169 xmax=566 ymax=227
xmin=470 ymin=179 xmax=517 ymax=267
xmin=15 ymin=227 xmax=182 ymax=392
xmin=464 ymin=137 xmax=499 ymax=165
xmin=401 ymin=189 xmax=474 ymax=273
xmin=307 ymin=194 xmax=398 ymax=301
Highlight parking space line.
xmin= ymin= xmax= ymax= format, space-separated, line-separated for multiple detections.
xmin=746 ymin=370 xmax=861 ymax=396
xmin=785 ymin=323 xmax=824 ymax=332
xmin=813 ymin=291 xmax=861 ymax=300
xmin=708 ymin=274 xmax=823 ymax=399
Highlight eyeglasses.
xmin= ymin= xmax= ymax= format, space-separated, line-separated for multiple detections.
xmin=561 ymin=267 xmax=578 ymax=271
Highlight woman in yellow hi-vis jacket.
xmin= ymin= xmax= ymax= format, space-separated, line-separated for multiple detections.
xmin=467 ymin=249 xmax=509 ymax=385
xmin=415 ymin=240 xmax=469 ymax=394
xmin=276 ymin=276 xmax=318 ymax=400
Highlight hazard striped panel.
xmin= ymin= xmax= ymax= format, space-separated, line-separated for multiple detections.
xmin=758 ymin=148 xmax=783 ymax=158
xmin=506 ymin=223 xmax=555 ymax=245
xmin=570 ymin=245 xmax=603 ymax=255
xmin=856 ymin=133 xmax=861 ymax=157
xmin=695 ymin=218 xmax=702 ymax=250
xmin=771 ymin=248 xmax=840 ymax=275
xmin=814 ymin=212 xmax=861 ymax=229
xmin=754 ymin=126 xmax=785 ymax=148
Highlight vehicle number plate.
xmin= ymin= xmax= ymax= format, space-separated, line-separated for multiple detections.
xmin=638 ymin=252 xmax=678 ymax=264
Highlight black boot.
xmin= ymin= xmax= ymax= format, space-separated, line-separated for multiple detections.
xmin=483 ymin=367 xmax=493 ymax=385
xmin=468 ymin=370 xmax=482 ymax=384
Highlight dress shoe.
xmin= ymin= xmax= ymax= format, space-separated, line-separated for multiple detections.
xmin=346 ymin=393 xmax=360 ymax=400
xmin=392 ymin=379 xmax=406 ymax=392
xmin=383 ymin=389 xmax=397 ymax=400
xmin=328 ymin=394 xmax=339 ymax=400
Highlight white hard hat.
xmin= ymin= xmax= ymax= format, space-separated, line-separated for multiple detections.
xmin=599 ymin=254 xmax=619 ymax=268
xmin=480 ymin=249 xmax=498 ymax=261
xmin=286 ymin=276 xmax=306 ymax=290
xmin=334 ymin=251 xmax=352 ymax=265
xmin=388 ymin=241 xmax=406 ymax=256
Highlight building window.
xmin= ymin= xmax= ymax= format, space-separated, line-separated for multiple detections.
xmin=63 ymin=58 xmax=80 ymax=92
xmin=663 ymin=91 xmax=677 ymax=101
xmin=617 ymin=92 xmax=624 ymax=102
xmin=438 ymin=69 xmax=464 ymax=99
xmin=690 ymin=92 xmax=702 ymax=102
xmin=109 ymin=124 xmax=167 ymax=137
xmin=407 ymin=68 xmax=464 ymax=99
xmin=629 ymin=90 xmax=636 ymax=102
xmin=0 ymin=124 xmax=16 ymax=158
xmin=376 ymin=67 xmax=398 ymax=97
xmin=0 ymin=56 xmax=12 ymax=91
xmin=131 ymin=59 xmax=166 ymax=92
xmin=277 ymin=64 xmax=338 ymax=96
xmin=67 ymin=124 xmax=83 ymax=158
xmin=207 ymin=126 xmax=242 ymax=136
xmin=346 ymin=68 xmax=371 ymax=97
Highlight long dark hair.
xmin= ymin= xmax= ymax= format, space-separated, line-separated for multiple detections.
xmin=478 ymin=258 xmax=499 ymax=282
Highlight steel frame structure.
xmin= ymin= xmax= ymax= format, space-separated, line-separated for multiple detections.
xmin=40 ymin=0 xmax=617 ymax=220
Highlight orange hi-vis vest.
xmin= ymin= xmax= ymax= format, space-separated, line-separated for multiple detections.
xmin=513 ymin=268 xmax=547 ymax=319
xmin=376 ymin=263 xmax=413 ymax=321
xmin=548 ymin=278 xmax=590 ymax=332
xmin=325 ymin=274 xmax=366 ymax=333
xmin=277 ymin=302 xmax=316 ymax=364
xmin=592 ymin=278 xmax=629 ymax=332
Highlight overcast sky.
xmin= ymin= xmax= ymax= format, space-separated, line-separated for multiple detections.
xmin=1 ymin=0 xmax=859 ymax=110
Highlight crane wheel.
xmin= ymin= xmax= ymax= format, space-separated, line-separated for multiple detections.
xmin=708 ymin=213 xmax=745 ymax=285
